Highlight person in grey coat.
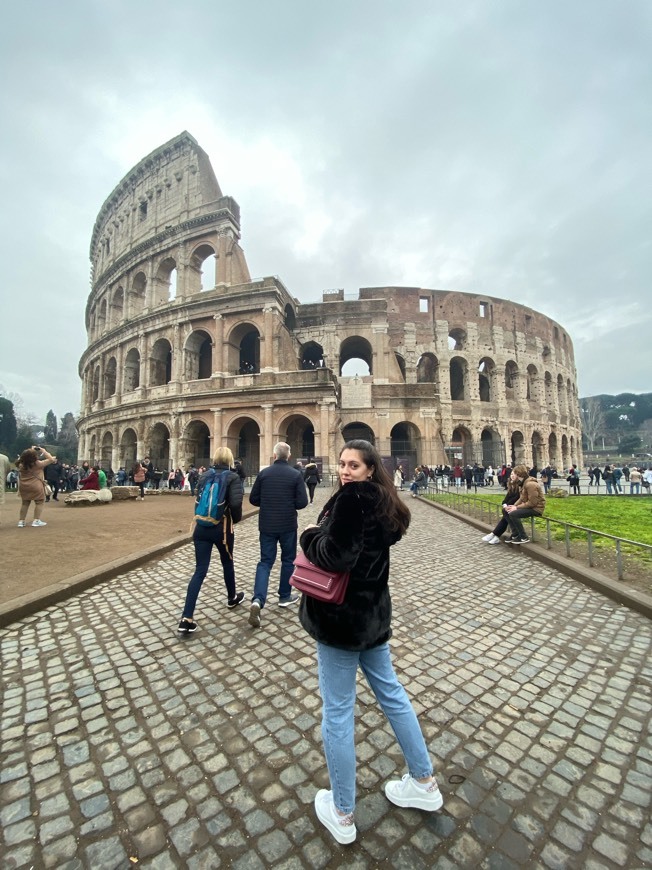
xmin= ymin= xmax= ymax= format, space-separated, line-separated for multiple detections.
xmin=248 ymin=442 xmax=309 ymax=628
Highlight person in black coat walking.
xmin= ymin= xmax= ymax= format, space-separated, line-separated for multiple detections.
xmin=248 ymin=442 xmax=308 ymax=627
xmin=303 ymin=458 xmax=321 ymax=503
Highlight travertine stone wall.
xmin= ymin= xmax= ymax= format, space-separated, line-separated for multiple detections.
xmin=78 ymin=133 xmax=583 ymax=476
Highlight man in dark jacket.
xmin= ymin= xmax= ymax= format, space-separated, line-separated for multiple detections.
xmin=45 ymin=459 xmax=63 ymax=501
xmin=248 ymin=442 xmax=309 ymax=628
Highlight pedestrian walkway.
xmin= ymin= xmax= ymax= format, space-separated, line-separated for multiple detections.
xmin=1 ymin=491 xmax=651 ymax=868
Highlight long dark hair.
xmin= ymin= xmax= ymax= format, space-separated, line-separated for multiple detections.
xmin=338 ymin=439 xmax=411 ymax=535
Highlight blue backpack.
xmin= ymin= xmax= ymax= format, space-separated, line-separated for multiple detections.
xmin=194 ymin=469 xmax=231 ymax=527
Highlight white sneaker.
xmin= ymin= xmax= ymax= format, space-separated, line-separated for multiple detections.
xmin=488 ymin=535 xmax=502 ymax=544
xmin=385 ymin=774 xmax=444 ymax=811
xmin=31 ymin=519 xmax=47 ymax=527
xmin=481 ymin=533 xmax=494 ymax=543
xmin=17 ymin=520 xmax=25 ymax=527
xmin=314 ymin=789 xmax=356 ymax=844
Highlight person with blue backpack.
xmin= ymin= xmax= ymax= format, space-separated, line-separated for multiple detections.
xmin=178 ymin=445 xmax=245 ymax=634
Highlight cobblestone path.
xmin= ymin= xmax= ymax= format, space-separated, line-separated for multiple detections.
xmin=1 ymin=491 xmax=651 ymax=868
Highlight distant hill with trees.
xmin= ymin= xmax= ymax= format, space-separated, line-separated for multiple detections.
xmin=580 ymin=392 xmax=652 ymax=457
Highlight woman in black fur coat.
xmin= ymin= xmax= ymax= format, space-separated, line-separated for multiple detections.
xmin=298 ymin=440 xmax=444 ymax=845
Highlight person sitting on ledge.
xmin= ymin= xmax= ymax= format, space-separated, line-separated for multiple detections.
xmin=502 ymin=465 xmax=546 ymax=544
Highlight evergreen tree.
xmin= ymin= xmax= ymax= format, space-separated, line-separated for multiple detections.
xmin=57 ymin=412 xmax=79 ymax=463
xmin=0 ymin=397 xmax=18 ymax=453
xmin=45 ymin=409 xmax=58 ymax=442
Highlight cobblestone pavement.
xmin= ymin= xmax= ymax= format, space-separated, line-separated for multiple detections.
xmin=2 ymin=491 xmax=651 ymax=869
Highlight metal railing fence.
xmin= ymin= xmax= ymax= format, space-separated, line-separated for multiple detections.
xmin=423 ymin=487 xmax=652 ymax=583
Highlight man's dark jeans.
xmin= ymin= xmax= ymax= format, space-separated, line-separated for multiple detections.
xmin=507 ymin=508 xmax=541 ymax=539
xmin=252 ymin=529 xmax=297 ymax=607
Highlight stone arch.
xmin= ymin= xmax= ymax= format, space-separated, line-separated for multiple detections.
xmin=184 ymin=329 xmax=212 ymax=380
xmin=97 ymin=298 xmax=107 ymax=335
xmin=124 ymin=348 xmax=140 ymax=392
xmin=511 ymin=430 xmax=526 ymax=466
xmin=147 ymin=422 xmax=171 ymax=471
xmin=128 ymin=271 xmax=147 ymax=318
xmin=92 ymin=365 xmax=100 ymax=403
xmin=281 ymin=413 xmax=315 ymax=462
xmin=104 ymin=357 xmax=117 ymax=397
xmin=225 ymin=415 xmax=260 ymax=473
xmin=416 ymin=352 xmax=438 ymax=383
xmin=548 ymin=432 xmax=558 ymax=467
xmin=180 ymin=419 xmax=211 ymax=468
xmin=101 ymin=431 xmax=113 ymax=470
xmin=225 ymin=322 xmax=260 ymax=374
xmin=478 ymin=357 xmax=495 ymax=402
xmin=154 ymin=256 xmax=178 ymax=305
xmin=189 ymin=242 xmax=216 ymax=293
xmin=284 ymin=304 xmax=296 ymax=331
xmin=531 ymin=430 xmax=544 ymax=470
xmin=340 ymin=336 xmax=373 ymax=377
xmin=505 ymin=360 xmax=518 ymax=398
xmin=110 ymin=286 xmax=124 ymax=325
xmin=561 ymin=434 xmax=569 ymax=469
xmin=481 ymin=427 xmax=503 ymax=468
xmin=150 ymin=338 xmax=173 ymax=386
xmin=450 ymin=425 xmax=473 ymax=466
xmin=448 ymin=328 xmax=467 ymax=351
xmin=300 ymin=341 xmax=325 ymax=370
xmin=390 ymin=422 xmax=420 ymax=471
xmin=88 ymin=434 xmax=97 ymax=463
xmin=394 ymin=353 xmax=407 ymax=382
xmin=449 ymin=357 xmax=467 ymax=401
xmin=120 ymin=427 xmax=138 ymax=470
xmin=526 ymin=364 xmax=538 ymax=401
xmin=544 ymin=371 xmax=555 ymax=411
xmin=341 ymin=421 xmax=375 ymax=444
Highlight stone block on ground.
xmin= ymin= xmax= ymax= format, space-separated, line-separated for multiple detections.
xmin=64 ymin=489 xmax=113 ymax=506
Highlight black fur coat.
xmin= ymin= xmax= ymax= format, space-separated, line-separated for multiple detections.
xmin=298 ymin=481 xmax=402 ymax=651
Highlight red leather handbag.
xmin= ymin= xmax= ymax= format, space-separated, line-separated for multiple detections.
xmin=290 ymin=551 xmax=350 ymax=604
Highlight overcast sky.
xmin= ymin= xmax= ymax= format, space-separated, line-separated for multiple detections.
xmin=1 ymin=0 xmax=650 ymax=423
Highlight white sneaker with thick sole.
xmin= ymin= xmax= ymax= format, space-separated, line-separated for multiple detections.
xmin=481 ymin=533 xmax=494 ymax=543
xmin=18 ymin=520 xmax=25 ymax=527
xmin=248 ymin=600 xmax=261 ymax=628
xmin=314 ymin=789 xmax=356 ymax=844
xmin=488 ymin=535 xmax=502 ymax=544
xmin=31 ymin=519 xmax=47 ymax=527
xmin=385 ymin=774 xmax=444 ymax=811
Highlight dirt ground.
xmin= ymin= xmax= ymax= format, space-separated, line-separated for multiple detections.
xmin=1 ymin=490 xmax=257 ymax=609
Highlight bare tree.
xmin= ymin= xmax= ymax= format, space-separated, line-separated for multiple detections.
xmin=580 ymin=398 xmax=605 ymax=451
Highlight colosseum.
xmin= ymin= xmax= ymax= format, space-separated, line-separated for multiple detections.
xmin=78 ymin=131 xmax=583 ymax=478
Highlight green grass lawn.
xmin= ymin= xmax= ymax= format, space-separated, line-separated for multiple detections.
xmin=426 ymin=491 xmax=652 ymax=547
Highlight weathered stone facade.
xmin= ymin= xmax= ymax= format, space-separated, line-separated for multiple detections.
xmin=78 ymin=132 xmax=583 ymax=475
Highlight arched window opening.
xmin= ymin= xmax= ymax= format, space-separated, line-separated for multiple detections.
xmin=394 ymin=353 xmax=407 ymax=382
xmin=448 ymin=328 xmax=466 ymax=351
xmin=285 ymin=417 xmax=315 ymax=462
xmin=120 ymin=428 xmax=138 ymax=470
xmin=340 ymin=336 xmax=373 ymax=377
xmin=101 ymin=432 xmax=113 ymax=471
xmin=341 ymin=422 xmax=375 ymax=444
xmin=449 ymin=426 xmax=473 ymax=467
xmin=151 ymin=338 xmax=173 ymax=386
xmin=148 ymin=423 xmax=171 ymax=472
xmin=548 ymin=432 xmax=558 ymax=467
xmin=511 ymin=430 xmax=525 ymax=466
xmin=104 ymin=357 xmax=117 ymax=397
xmin=124 ymin=348 xmax=140 ymax=391
xmin=227 ymin=418 xmax=260 ymax=473
xmin=181 ymin=420 xmax=211 ymax=468
xmin=481 ymin=429 xmax=503 ymax=468
xmin=185 ymin=330 xmax=212 ymax=380
xmin=450 ymin=358 xmax=466 ymax=401
xmin=300 ymin=342 xmax=325 ymax=369
xmin=129 ymin=272 xmax=147 ymax=317
xmin=92 ymin=366 xmax=100 ymax=403
xmin=239 ymin=330 xmax=260 ymax=374
xmin=189 ymin=244 xmax=216 ymax=293
xmin=110 ymin=287 xmax=124 ymax=325
xmin=417 ymin=353 xmax=438 ymax=384
xmin=531 ymin=431 xmax=544 ymax=471
xmin=505 ymin=361 xmax=518 ymax=397
xmin=390 ymin=422 xmax=420 ymax=474
xmin=154 ymin=257 xmax=178 ymax=305
xmin=97 ymin=299 xmax=107 ymax=335
xmin=526 ymin=365 xmax=538 ymax=401
xmin=478 ymin=358 xmax=494 ymax=402
xmin=284 ymin=305 xmax=297 ymax=331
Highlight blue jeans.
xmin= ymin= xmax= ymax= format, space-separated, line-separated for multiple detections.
xmin=631 ymin=483 xmax=640 ymax=494
xmin=316 ymin=641 xmax=432 ymax=815
xmin=182 ymin=523 xmax=236 ymax=618
xmin=252 ymin=529 xmax=297 ymax=606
